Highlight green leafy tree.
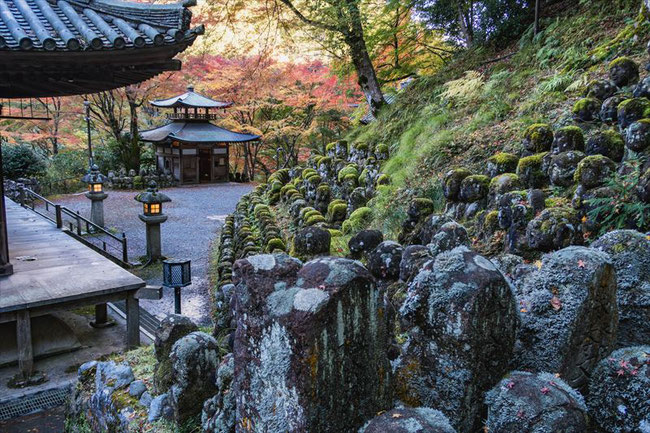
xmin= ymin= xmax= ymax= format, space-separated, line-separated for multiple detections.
xmin=1 ymin=143 xmax=46 ymax=179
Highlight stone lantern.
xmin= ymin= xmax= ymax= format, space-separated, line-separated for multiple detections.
xmin=82 ymin=164 xmax=107 ymax=227
xmin=134 ymin=181 xmax=171 ymax=262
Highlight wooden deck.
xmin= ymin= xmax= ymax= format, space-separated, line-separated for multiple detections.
xmin=0 ymin=199 xmax=146 ymax=377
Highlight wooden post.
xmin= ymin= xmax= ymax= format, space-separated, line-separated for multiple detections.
xmin=16 ymin=310 xmax=33 ymax=378
xmin=0 ymin=148 xmax=13 ymax=276
xmin=126 ymin=291 xmax=140 ymax=349
xmin=90 ymin=303 xmax=114 ymax=328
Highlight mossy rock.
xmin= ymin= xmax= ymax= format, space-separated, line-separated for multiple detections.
xmin=265 ymin=238 xmax=286 ymax=253
xmin=358 ymin=168 xmax=370 ymax=185
xmin=526 ymin=206 xmax=581 ymax=251
xmin=375 ymin=143 xmax=389 ymax=157
xmin=341 ymin=207 xmax=373 ymax=234
xmin=459 ymin=175 xmax=490 ymax=202
xmin=523 ymin=123 xmax=554 ymax=153
xmin=548 ymin=151 xmax=585 ymax=187
xmin=516 ymin=152 xmax=549 ymax=189
xmin=305 ymin=214 xmax=326 ymax=226
xmin=376 ymin=174 xmax=390 ymax=185
xmin=552 ymin=126 xmax=584 ymax=154
xmin=337 ymin=165 xmax=359 ymax=183
xmin=353 ymin=142 xmax=369 ymax=152
xmin=328 ymin=202 xmax=348 ymax=223
xmin=407 ymin=198 xmax=435 ymax=221
xmin=487 ymin=152 xmax=519 ymax=177
xmin=585 ymin=129 xmax=625 ymax=162
xmin=608 ymin=56 xmax=639 ymax=87
xmin=625 ymin=118 xmax=650 ymax=152
xmin=617 ymin=97 xmax=650 ymax=129
xmin=586 ymin=79 xmax=618 ymax=101
xmin=489 ymin=173 xmax=521 ymax=195
xmin=326 ymin=142 xmax=336 ymax=152
xmin=574 ymin=155 xmax=616 ymax=189
xmin=483 ymin=210 xmax=500 ymax=233
xmin=301 ymin=168 xmax=317 ymax=179
xmin=443 ymin=168 xmax=472 ymax=201
xmin=572 ymin=97 xmax=601 ymax=122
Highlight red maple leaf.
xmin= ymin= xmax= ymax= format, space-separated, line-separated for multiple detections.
xmin=577 ymin=260 xmax=585 ymax=268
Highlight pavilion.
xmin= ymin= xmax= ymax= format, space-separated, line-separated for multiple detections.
xmin=141 ymin=86 xmax=260 ymax=184
xmin=0 ymin=0 xmax=201 ymax=380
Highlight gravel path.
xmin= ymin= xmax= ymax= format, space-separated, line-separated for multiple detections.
xmin=51 ymin=183 xmax=253 ymax=326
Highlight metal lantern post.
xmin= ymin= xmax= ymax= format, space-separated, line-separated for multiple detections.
xmin=81 ymin=164 xmax=107 ymax=227
xmin=134 ymin=181 xmax=171 ymax=263
xmin=163 ymin=259 xmax=191 ymax=314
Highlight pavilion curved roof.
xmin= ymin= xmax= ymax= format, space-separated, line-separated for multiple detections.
xmin=140 ymin=120 xmax=260 ymax=143
xmin=150 ymin=86 xmax=232 ymax=109
xmin=0 ymin=0 xmax=203 ymax=97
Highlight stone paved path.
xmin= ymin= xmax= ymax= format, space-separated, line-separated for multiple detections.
xmin=52 ymin=182 xmax=253 ymax=326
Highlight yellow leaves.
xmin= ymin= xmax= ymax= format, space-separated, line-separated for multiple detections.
xmin=534 ymin=260 xmax=542 ymax=270
xmin=391 ymin=413 xmax=403 ymax=419
xmin=440 ymin=71 xmax=485 ymax=104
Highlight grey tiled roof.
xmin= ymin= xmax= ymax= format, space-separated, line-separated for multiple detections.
xmin=141 ymin=120 xmax=260 ymax=144
xmin=151 ymin=86 xmax=232 ymax=109
xmin=0 ymin=0 xmax=199 ymax=51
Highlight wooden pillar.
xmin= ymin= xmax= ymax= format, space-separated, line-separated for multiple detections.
xmin=126 ymin=292 xmax=140 ymax=349
xmin=90 ymin=303 xmax=114 ymax=328
xmin=179 ymin=148 xmax=184 ymax=185
xmin=16 ymin=310 xmax=33 ymax=378
xmin=0 ymin=146 xmax=13 ymax=276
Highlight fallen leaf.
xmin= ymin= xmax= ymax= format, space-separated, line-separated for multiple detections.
xmin=534 ymin=260 xmax=542 ymax=270
xmin=392 ymin=413 xmax=403 ymax=419
xmin=550 ymin=296 xmax=562 ymax=311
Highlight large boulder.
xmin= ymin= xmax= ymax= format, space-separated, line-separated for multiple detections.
xmin=442 ymin=168 xmax=471 ymax=201
xmin=292 ymin=226 xmax=331 ymax=258
xmin=485 ymin=371 xmax=588 ymax=433
xmin=169 ymin=331 xmax=219 ymax=424
xmin=368 ymin=241 xmax=404 ymax=280
xmin=359 ymin=407 xmax=456 ymax=433
xmin=608 ymin=57 xmax=639 ymax=87
xmin=522 ymin=123 xmax=554 ymax=154
xmin=625 ymin=119 xmax=650 ymax=152
xmin=399 ymin=245 xmax=432 ymax=283
xmin=526 ymin=207 xmax=581 ymax=252
xmin=600 ymin=95 xmax=626 ymax=123
xmin=551 ymin=126 xmax=584 ymax=154
xmin=548 ymin=151 xmax=585 ymax=187
xmin=232 ymin=255 xmax=392 ymax=432
xmin=574 ymin=155 xmax=616 ymax=189
xmin=585 ymin=129 xmax=625 ymax=162
xmin=592 ymin=230 xmax=650 ymax=347
xmin=513 ymin=246 xmax=618 ymax=392
xmin=427 ymin=221 xmax=470 ymax=257
xmin=588 ymin=346 xmax=650 ymax=433
xmin=617 ymin=98 xmax=650 ymax=129
xmin=572 ymin=97 xmax=601 ymax=122
xmin=587 ymin=79 xmax=618 ymax=100
xmin=412 ymin=214 xmax=453 ymax=245
xmin=153 ymin=314 xmax=198 ymax=393
xmin=396 ymin=247 xmax=518 ymax=432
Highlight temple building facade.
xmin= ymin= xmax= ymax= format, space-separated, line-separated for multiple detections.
xmin=141 ymin=86 xmax=260 ymax=184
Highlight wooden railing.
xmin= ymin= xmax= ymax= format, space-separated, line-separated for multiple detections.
xmin=167 ymin=112 xmax=219 ymax=121
xmin=15 ymin=187 xmax=129 ymax=267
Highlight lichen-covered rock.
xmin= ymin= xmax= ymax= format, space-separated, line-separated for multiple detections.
xmin=517 ymin=152 xmax=549 ymax=188
xmin=359 ymin=407 xmax=456 ymax=433
xmin=526 ymin=207 xmax=581 ymax=251
xmin=588 ymin=346 xmax=650 ymax=433
xmin=585 ymin=129 xmax=625 ymax=162
xmin=587 ymin=79 xmax=618 ymax=100
xmin=592 ymin=230 xmax=650 ymax=347
xmin=201 ymin=354 xmax=235 ymax=433
xmin=634 ymin=76 xmax=650 ymax=98
xmin=148 ymin=392 xmax=173 ymax=423
xmin=548 ymin=151 xmax=585 ymax=187
xmin=412 ymin=214 xmax=453 ymax=246
xmin=442 ymin=168 xmax=471 ymax=201
xmin=574 ymin=154 xmax=616 ymax=189
xmin=293 ymin=226 xmax=331 ymax=258
xmin=168 ymin=331 xmax=219 ymax=424
xmin=572 ymin=97 xmax=601 ymax=122
xmin=486 ymin=153 xmax=519 ymax=178
xmin=153 ymin=314 xmax=199 ymax=393
xmin=348 ymin=229 xmax=384 ymax=259
xmin=232 ymin=256 xmax=391 ymax=432
xmin=399 ymin=198 xmax=435 ymax=244
xmin=625 ymin=119 xmax=650 ymax=152
xmin=489 ymin=173 xmax=521 ymax=195
xmin=601 ymin=95 xmax=626 ymax=123
xmin=427 ymin=221 xmax=470 ymax=257
xmin=368 ymin=240 xmax=404 ymax=280
xmin=617 ymin=98 xmax=650 ymax=129
xmin=513 ymin=246 xmax=618 ymax=392
xmin=399 ymin=245 xmax=432 ymax=283
xmin=551 ymin=126 xmax=584 ymax=154
xmin=459 ymin=175 xmax=489 ymax=203
xmin=396 ymin=247 xmax=518 ymax=433
xmin=609 ymin=57 xmax=639 ymax=87
xmin=523 ymin=124 xmax=554 ymax=154
xmin=485 ymin=371 xmax=588 ymax=433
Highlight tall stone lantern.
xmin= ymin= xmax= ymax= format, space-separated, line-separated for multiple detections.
xmin=134 ymin=181 xmax=171 ymax=262
xmin=82 ymin=164 xmax=108 ymax=227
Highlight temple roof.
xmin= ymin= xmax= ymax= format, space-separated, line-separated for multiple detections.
xmin=0 ymin=0 xmax=202 ymax=97
xmin=151 ymin=86 xmax=232 ymax=109
xmin=140 ymin=120 xmax=260 ymax=143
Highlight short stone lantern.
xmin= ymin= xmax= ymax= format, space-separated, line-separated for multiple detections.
xmin=162 ymin=259 xmax=191 ymax=314
xmin=82 ymin=164 xmax=107 ymax=227
xmin=134 ymin=181 xmax=171 ymax=262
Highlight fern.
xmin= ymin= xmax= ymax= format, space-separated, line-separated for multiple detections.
xmin=585 ymin=158 xmax=650 ymax=235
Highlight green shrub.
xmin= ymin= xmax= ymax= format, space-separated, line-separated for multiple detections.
xmin=1 ymin=144 xmax=46 ymax=179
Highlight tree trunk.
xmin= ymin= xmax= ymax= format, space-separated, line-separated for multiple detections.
xmin=344 ymin=1 xmax=385 ymax=116
xmin=126 ymin=94 xmax=141 ymax=172
xmin=534 ymin=0 xmax=541 ymax=36
xmin=457 ymin=1 xmax=474 ymax=47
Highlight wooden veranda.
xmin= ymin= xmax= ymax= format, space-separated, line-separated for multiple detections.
xmin=0 ymin=200 xmax=145 ymax=377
